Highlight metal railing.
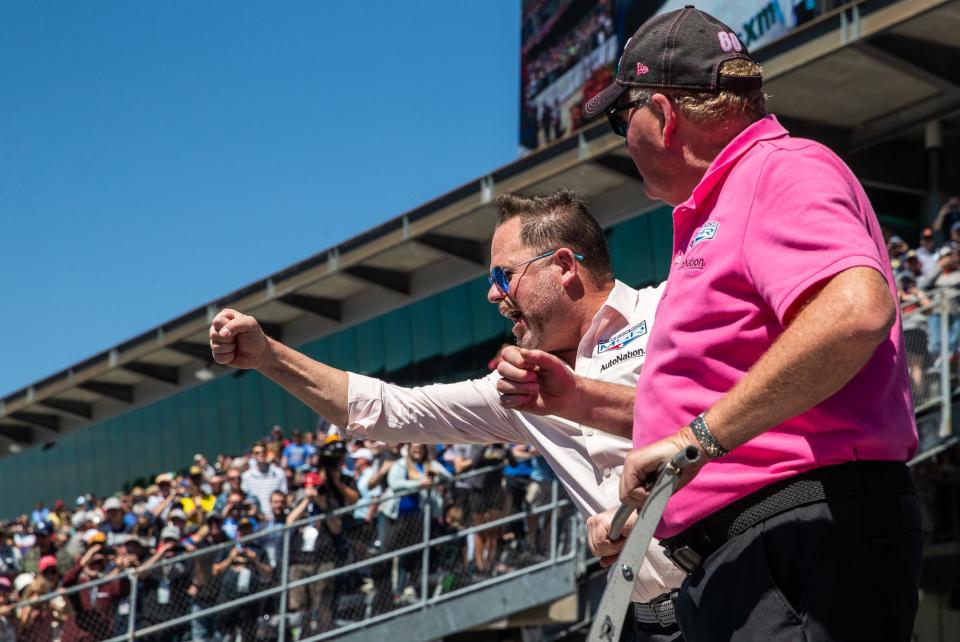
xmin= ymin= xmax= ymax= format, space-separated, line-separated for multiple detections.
xmin=15 ymin=466 xmax=577 ymax=641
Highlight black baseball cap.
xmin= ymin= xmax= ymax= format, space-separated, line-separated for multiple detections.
xmin=584 ymin=5 xmax=762 ymax=120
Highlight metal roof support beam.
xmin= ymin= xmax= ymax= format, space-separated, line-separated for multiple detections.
xmin=9 ymin=412 xmax=60 ymax=432
xmin=79 ymin=381 xmax=134 ymax=404
xmin=416 ymin=234 xmax=487 ymax=266
xmin=170 ymin=342 xmax=212 ymax=362
xmin=38 ymin=398 xmax=92 ymax=420
xmin=848 ymin=41 xmax=960 ymax=151
xmin=278 ymin=294 xmax=342 ymax=322
xmin=849 ymin=93 xmax=960 ymax=152
xmin=0 ymin=423 xmax=33 ymax=445
xmin=123 ymin=362 xmax=180 ymax=386
xmin=344 ymin=266 xmax=411 ymax=295
xmin=853 ymin=43 xmax=960 ymax=95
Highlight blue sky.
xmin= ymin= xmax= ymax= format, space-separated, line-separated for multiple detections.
xmin=0 ymin=2 xmax=520 ymax=397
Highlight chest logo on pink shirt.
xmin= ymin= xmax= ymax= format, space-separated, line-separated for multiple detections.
xmin=597 ymin=320 xmax=647 ymax=354
xmin=689 ymin=221 xmax=719 ymax=248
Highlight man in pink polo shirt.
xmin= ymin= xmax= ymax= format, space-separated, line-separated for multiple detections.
xmin=497 ymin=6 xmax=921 ymax=641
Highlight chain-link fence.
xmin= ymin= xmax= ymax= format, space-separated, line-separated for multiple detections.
xmin=13 ymin=466 xmax=576 ymax=641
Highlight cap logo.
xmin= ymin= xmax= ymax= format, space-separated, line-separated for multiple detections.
xmin=717 ymin=32 xmax=743 ymax=52
xmin=635 ymin=62 xmax=649 ymax=75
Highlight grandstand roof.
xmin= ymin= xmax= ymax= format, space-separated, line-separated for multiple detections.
xmin=2 ymin=0 xmax=958 ymax=452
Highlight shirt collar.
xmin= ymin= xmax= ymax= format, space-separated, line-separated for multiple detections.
xmin=683 ymin=114 xmax=789 ymax=211
xmin=578 ymin=280 xmax=636 ymax=363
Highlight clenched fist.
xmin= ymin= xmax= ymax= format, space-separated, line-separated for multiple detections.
xmin=495 ymin=345 xmax=577 ymax=415
xmin=209 ymin=308 xmax=270 ymax=369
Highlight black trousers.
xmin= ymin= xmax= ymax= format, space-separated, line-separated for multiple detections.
xmin=674 ymin=490 xmax=922 ymax=641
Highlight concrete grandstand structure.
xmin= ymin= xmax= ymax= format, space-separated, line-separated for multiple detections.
xmin=3 ymin=0 xmax=960 ymax=638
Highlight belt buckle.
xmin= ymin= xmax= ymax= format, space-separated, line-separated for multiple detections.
xmin=650 ymin=592 xmax=677 ymax=627
xmin=663 ymin=544 xmax=701 ymax=574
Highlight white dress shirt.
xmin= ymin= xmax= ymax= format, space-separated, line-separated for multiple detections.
xmin=345 ymin=280 xmax=684 ymax=602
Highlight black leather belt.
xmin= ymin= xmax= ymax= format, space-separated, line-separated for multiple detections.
xmin=661 ymin=460 xmax=914 ymax=574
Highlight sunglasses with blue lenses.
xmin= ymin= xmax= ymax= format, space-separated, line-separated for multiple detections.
xmin=488 ymin=249 xmax=585 ymax=295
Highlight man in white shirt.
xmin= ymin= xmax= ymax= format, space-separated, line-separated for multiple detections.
xmin=209 ymin=189 xmax=684 ymax=640
xmin=240 ymin=444 xmax=288 ymax=521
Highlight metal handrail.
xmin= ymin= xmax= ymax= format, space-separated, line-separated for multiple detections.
xmin=96 ymin=478 xmax=573 ymax=641
xmin=18 ymin=463 xmax=568 ymax=642
xmin=16 ymin=463 xmax=503 ymax=611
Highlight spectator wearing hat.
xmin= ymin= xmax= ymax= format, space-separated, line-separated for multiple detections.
xmin=918 ymin=227 xmax=941 ymax=277
xmin=37 ymin=555 xmax=59 ymax=591
xmin=97 ymin=497 xmax=132 ymax=546
xmin=179 ymin=468 xmax=217 ymax=527
xmin=166 ymin=508 xmax=190 ymax=537
xmin=137 ymin=526 xmax=194 ymax=640
xmin=315 ymin=436 xmax=360 ymax=509
xmin=147 ymin=473 xmax=178 ymax=521
xmin=887 ymin=235 xmax=909 ymax=263
xmin=129 ymin=506 xmax=162 ymax=551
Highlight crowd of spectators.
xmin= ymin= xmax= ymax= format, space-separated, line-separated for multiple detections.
xmin=523 ymin=1 xmax=614 ymax=104
xmin=0 ymin=413 xmax=556 ymax=640
xmin=891 ymin=197 xmax=960 ymax=393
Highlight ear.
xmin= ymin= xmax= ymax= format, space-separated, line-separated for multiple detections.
xmin=650 ymin=93 xmax=678 ymax=148
xmin=554 ymin=248 xmax=581 ymax=287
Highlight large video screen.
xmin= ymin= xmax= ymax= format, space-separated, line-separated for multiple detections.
xmin=519 ymin=0 xmax=821 ymax=153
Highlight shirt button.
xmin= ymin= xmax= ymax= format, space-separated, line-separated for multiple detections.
xmin=586 ymin=430 xmax=594 ymax=437
xmin=603 ymin=467 xmax=612 ymax=478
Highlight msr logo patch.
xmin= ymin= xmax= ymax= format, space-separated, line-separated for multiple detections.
xmin=597 ymin=321 xmax=647 ymax=354
xmin=689 ymin=221 xmax=719 ymax=248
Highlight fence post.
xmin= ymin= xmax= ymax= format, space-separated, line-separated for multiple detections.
xmin=126 ymin=569 xmax=138 ymax=641
xmin=940 ymin=297 xmax=953 ymax=438
xmin=420 ymin=487 xmax=431 ymax=607
xmin=549 ymin=478 xmax=559 ymax=561
xmin=277 ymin=526 xmax=291 ymax=642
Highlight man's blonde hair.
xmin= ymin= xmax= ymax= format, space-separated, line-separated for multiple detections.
xmin=629 ymin=59 xmax=767 ymax=126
